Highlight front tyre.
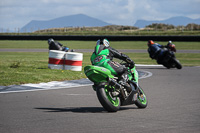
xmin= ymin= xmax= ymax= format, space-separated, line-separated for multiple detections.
xmin=135 ymin=86 xmax=148 ymax=108
xmin=96 ymin=85 xmax=120 ymax=112
xmin=173 ymin=58 xmax=182 ymax=69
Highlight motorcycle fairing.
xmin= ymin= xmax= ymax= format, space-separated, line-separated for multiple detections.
xmin=84 ymin=65 xmax=114 ymax=84
xmin=128 ymin=66 xmax=139 ymax=84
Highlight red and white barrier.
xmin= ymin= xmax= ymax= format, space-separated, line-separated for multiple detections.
xmin=48 ymin=50 xmax=65 ymax=69
xmin=48 ymin=50 xmax=83 ymax=71
xmin=64 ymin=52 xmax=83 ymax=71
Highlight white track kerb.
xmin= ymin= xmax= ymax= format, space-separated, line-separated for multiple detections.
xmin=0 ymin=64 xmax=158 ymax=94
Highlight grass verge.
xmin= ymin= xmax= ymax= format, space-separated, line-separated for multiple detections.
xmin=0 ymin=52 xmax=199 ymax=86
xmin=0 ymin=40 xmax=200 ymax=50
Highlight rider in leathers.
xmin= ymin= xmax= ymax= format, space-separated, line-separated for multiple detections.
xmin=90 ymin=39 xmax=135 ymax=88
xmin=147 ymin=40 xmax=176 ymax=64
xmin=48 ymin=38 xmax=74 ymax=52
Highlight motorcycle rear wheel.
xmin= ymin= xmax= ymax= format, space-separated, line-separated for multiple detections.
xmin=96 ymin=85 xmax=120 ymax=112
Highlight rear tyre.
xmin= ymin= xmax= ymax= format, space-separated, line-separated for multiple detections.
xmin=96 ymin=85 xmax=120 ymax=112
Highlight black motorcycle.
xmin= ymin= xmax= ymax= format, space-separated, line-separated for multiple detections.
xmin=157 ymin=48 xmax=182 ymax=69
xmin=48 ymin=38 xmax=74 ymax=52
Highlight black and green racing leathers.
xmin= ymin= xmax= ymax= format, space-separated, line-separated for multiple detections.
xmin=90 ymin=41 xmax=134 ymax=80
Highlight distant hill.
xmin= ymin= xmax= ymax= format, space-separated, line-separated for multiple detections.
xmin=134 ymin=16 xmax=200 ymax=28
xmin=21 ymin=14 xmax=112 ymax=32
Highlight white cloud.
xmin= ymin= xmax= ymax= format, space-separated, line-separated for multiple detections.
xmin=0 ymin=0 xmax=199 ymax=30
xmin=125 ymin=0 xmax=135 ymax=13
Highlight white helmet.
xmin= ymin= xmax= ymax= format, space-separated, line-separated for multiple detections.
xmin=48 ymin=38 xmax=54 ymax=44
xmin=103 ymin=39 xmax=109 ymax=47
xmin=96 ymin=39 xmax=110 ymax=47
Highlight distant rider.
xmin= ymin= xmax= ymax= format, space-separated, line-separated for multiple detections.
xmin=166 ymin=41 xmax=176 ymax=52
xmin=48 ymin=38 xmax=74 ymax=52
xmin=147 ymin=40 xmax=176 ymax=64
xmin=90 ymin=39 xmax=135 ymax=89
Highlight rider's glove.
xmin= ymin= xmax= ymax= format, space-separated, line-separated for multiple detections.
xmin=121 ymin=53 xmax=135 ymax=69
xmin=129 ymin=62 xmax=135 ymax=69
xmin=126 ymin=58 xmax=135 ymax=69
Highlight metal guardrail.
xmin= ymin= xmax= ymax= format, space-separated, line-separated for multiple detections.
xmin=0 ymin=35 xmax=199 ymax=41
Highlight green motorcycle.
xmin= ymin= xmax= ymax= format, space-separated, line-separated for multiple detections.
xmin=84 ymin=63 xmax=148 ymax=112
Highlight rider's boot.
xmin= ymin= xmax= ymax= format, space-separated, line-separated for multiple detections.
xmin=111 ymin=90 xmax=120 ymax=97
xmin=70 ymin=49 xmax=75 ymax=52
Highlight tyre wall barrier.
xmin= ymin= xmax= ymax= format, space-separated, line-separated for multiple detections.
xmin=64 ymin=52 xmax=83 ymax=71
xmin=48 ymin=50 xmax=83 ymax=71
xmin=0 ymin=35 xmax=199 ymax=41
xmin=48 ymin=50 xmax=66 ymax=70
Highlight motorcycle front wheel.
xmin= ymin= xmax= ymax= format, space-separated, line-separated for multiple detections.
xmin=172 ymin=58 xmax=182 ymax=69
xmin=96 ymin=85 xmax=120 ymax=112
xmin=135 ymin=86 xmax=148 ymax=108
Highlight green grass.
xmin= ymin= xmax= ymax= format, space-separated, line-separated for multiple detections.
xmin=0 ymin=52 xmax=199 ymax=86
xmin=0 ymin=52 xmax=90 ymax=86
xmin=0 ymin=40 xmax=199 ymax=86
xmin=0 ymin=40 xmax=200 ymax=50
xmin=176 ymin=53 xmax=200 ymax=66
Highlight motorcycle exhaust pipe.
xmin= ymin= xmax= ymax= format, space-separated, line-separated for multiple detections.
xmin=107 ymin=78 xmax=126 ymax=99
xmin=107 ymin=78 xmax=121 ymax=90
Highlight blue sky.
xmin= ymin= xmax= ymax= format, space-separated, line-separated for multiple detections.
xmin=0 ymin=0 xmax=200 ymax=30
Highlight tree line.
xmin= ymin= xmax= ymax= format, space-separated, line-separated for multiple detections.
xmin=1 ymin=23 xmax=200 ymax=33
xmin=34 ymin=23 xmax=200 ymax=33
xmin=145 ymin=23 xmax=200 ymax=31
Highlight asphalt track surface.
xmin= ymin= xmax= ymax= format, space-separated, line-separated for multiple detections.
xmin=0 ymin=66 xmax=200 ymax=133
